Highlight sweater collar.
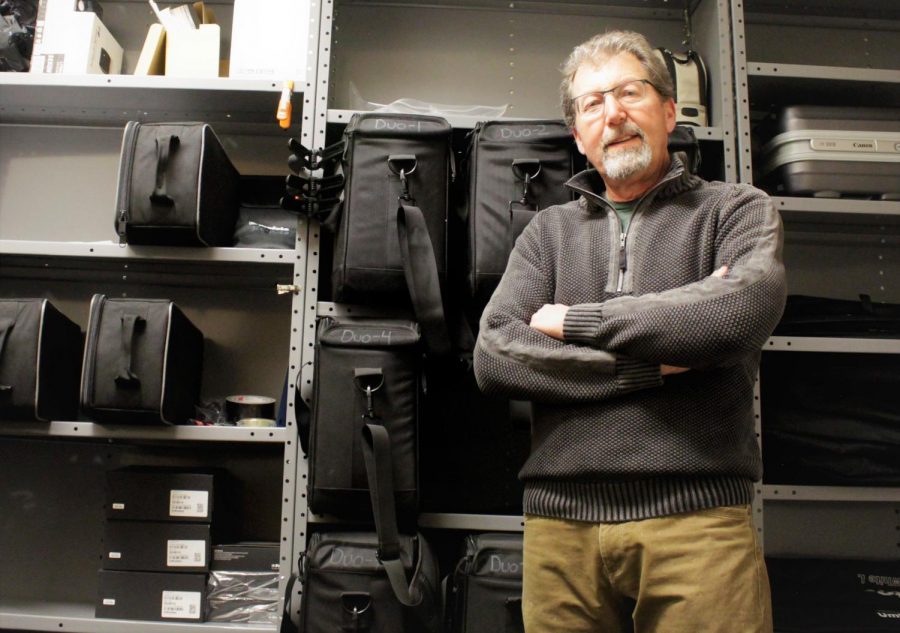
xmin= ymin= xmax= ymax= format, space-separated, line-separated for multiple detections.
xmin=565 ymin=153 xmax=702 ymax=211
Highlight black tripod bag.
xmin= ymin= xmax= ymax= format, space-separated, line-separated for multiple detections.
xmin=332 ymin=113 xmax=454 ymax=355
xmin=461 ymin=120 xmax=574 ymax=307
xmin=308 ymin=317 xmax=421 ymax=521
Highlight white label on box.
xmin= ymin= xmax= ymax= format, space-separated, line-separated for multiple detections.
xmin=169 ymin=490 xmax=209 ymax=518
xmin=167 ymin=540 xmax=206 ymax=567
xmin=161 ymin=591 xmax=202 ymax=619
xmin=108 ymin=551 xmax=121 ymax=559
xmin=111 ymin=502 xmax=125 ymax=510
xmin=102 ymin=598 xmax=116 ymax=606
xmin=810 ymin=138 xmax=876 ymax=153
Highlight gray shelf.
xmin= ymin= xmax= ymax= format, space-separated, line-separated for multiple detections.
xmin=0 ymin=422 xmax=287 ymax=443
xmin=743 ymin=0 xmax=900 ymax=22
xmin=0 ymin=240 xmax=296 ymax=264
xmin=0 ymin=74 xmax=302 ymax=134
xmin=765 ymin=336 xmax=900 ymax=354
xmin=771 ymin=197 xmax=900 ymax=229
xmin=746 ymin=63 xmax=900 ymax=109
xmin=761 ymin=485 xmax=900 ymax=503
xmin=0 ymin=601 xmax=274 ymax=633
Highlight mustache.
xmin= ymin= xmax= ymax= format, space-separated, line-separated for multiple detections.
xmin=602 ymin=123 xmax=645 ymax=149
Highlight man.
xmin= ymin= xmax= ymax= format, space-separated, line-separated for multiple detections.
xmin=473 ymin=31 xmax=785 ymax=633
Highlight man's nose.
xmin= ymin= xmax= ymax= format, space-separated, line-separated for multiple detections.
xmin=604 ymin=94 xmax=627 ymax=125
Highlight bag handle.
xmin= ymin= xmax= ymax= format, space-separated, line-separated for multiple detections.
xmin=360 ymin=422 xmax=422 ymax=607
xmin=150 ymin=134 xmax=180 ymax=207
xmin=114 ymin=313 xmax=145 ymax=389
xmin=0 ymin=317 xmax=15 ymax=395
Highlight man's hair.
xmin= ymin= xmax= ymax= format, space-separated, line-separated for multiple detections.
xmin=560 ymin=30 xmax=675 ymax=128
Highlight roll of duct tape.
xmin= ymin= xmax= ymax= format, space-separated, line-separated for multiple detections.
xmin=225 ymin=395 xmax=276 ymax=423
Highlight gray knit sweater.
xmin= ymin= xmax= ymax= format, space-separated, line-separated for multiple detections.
xmin=473 ymin=155 xmax=787 ymax=522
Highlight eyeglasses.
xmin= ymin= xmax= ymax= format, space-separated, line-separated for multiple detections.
xmin=573 ymin=79 xmax=657 ymax=119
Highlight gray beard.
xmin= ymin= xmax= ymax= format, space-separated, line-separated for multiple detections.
xmin=601 ymin=139 xmax=653 ymax=181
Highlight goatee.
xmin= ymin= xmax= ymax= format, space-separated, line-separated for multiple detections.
xmin=601 ymin=123 xmax=652 ymax=181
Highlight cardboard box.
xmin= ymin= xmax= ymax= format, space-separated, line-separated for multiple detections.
xmin=96 ymin=570 xmax=207 ymax=622
xmin=229 ymin=0 xmax=309 ymax=82
xmin=103 ymin=521 xmax=211 ymax=572
xmin=30 ymin=10 xmax=123 ymax=74
xmin=106 ymin=468 xmax=217 ymax=523
xmin=165 ymin=23 xmax=220 ymax=78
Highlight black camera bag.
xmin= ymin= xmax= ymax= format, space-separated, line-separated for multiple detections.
xmin=115 ymin=121 xmax=240 ymax=246
xmin=332 ymin=113 xmax=454 ymax=355
xmin=0 ymin=299 xmax=82 ymax=421
xmin=308 ymin=317 xmax=421 ymax=521
xmin=446 ymin=533 xmax=524 ymax=633
xmin=80 ymin=294 xmax=204 ymax=425
xmin=462 ymin=120 xmax=574 ymax=307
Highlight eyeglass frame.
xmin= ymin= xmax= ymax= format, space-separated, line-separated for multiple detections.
xmin=571 ymin=78 xmax=661 ymax=119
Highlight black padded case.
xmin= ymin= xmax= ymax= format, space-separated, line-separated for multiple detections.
xmin=0 ymin=298 xmax=82 ymax=421
xmin=80 ymin=294 xmax=204 ymax=425
xmin=462 ymin=120 xmax=574 ymax=308
xmin=446 ymin=533 xmax=524 ymax=633
xmin=308 ymin=317 xmax=421 ymax=520
xmin=115 ymin=121 xmax=241 ymax=246
xmin=332 ymin=112 xmax=453 ymax=303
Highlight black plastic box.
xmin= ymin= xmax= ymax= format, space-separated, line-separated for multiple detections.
xmin=106 ymin=467 xmax=217 ymax=523
xmin=102 ymin=521 xmax=211 ymax=573
xmin=96 ymin=570 xmax=207 ymax=622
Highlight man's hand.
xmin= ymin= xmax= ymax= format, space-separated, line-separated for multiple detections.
xmin=529 ymin=303 xmax=570 ymax=340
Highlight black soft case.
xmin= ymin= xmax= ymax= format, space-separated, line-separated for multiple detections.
xmin=462 ymin=120 xmax=574 ymax=308
xmin=115 ymin=121 xmax=241 ymax=246
xmin=332 ymin=113 xmax=453 ymax=303
xmin=308 ymin=317 xmax=421 ymax=520
xmin=446 ymin=533 xmax=524 ymax=633
xmin=0 ymin=298 xmax=82 ymax=421
xmin=80 ymin=294 xmax=204 ymax=425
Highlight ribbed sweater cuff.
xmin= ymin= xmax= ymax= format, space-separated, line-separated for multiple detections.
xmin=563 ymin=302 xmax=606 ymax=345
xmin=615 ymin=357 xmax=663 ymax=391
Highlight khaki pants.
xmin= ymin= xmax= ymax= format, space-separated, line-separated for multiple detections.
xmin=522 ymin=505 xmax=772 ymax=633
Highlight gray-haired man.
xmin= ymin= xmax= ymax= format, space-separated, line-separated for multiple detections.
xmin=474 ymin=30 xmax=784 ymax=632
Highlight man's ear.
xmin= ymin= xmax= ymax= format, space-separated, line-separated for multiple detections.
xmin=664 ymin=97 xmax=677 ymax=133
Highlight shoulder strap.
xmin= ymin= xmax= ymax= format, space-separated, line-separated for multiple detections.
xmin=360 ymin=422 xmax=422 ymax=607
xmin=396 ymin=202 xmax=452 ymax=357
xmin=0 ymin=317 xmax=15 ymax=394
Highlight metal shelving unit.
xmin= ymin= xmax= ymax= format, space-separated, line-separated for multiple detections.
xmin=0 ymin=0 xmax=323 ymax=629
xmin=733 ymin=0 xmax=900 ymax=561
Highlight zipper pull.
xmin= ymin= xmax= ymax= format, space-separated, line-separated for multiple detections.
xmin=617 ymin=231 xmax=627 ymax=292
xmin=117 ymin=210 xmax=127 ymax=245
